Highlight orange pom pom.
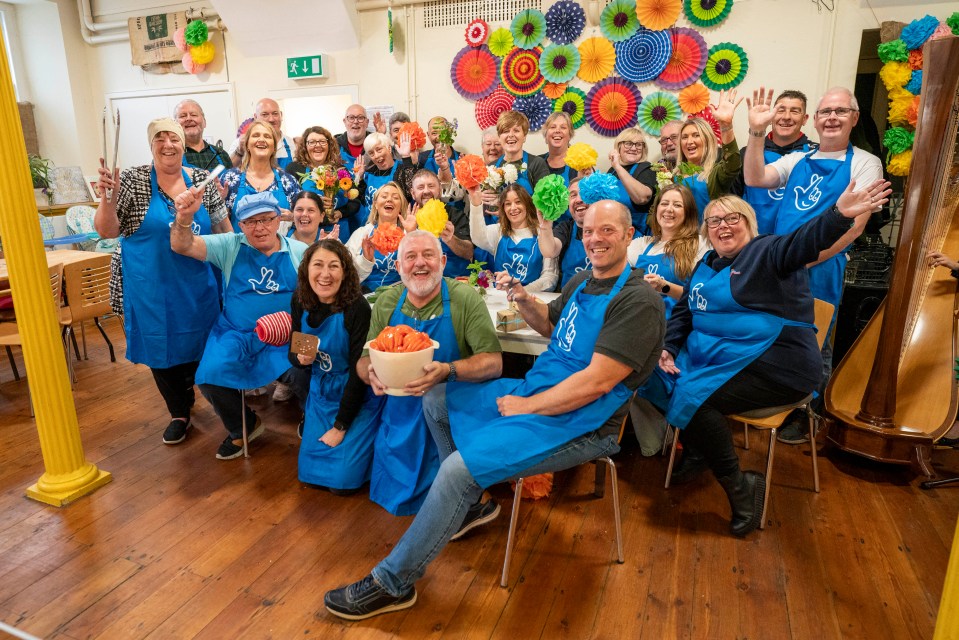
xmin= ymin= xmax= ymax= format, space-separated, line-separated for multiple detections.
xmin=511 ymin=472 xmax=553 ymax=500
xmin=906 ymin=95 xmax=920 ymax=126
xmin=908 ymin=49 xmax=923 ymax=70
xmin=453 ymin=154 xmax=489 ymax=189
xmin=399 ymin=122 xmax=427 ymax=150
xmin=371 ymin=224 xmax=404 ymax=254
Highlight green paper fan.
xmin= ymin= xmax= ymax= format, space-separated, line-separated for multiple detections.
xmin=637 ymin=91 xmax=682 ymax=136
xmin=683 ymin=0 xmax=733 ymax=28
xmin=511 ymin=8 xmax=547 ymax=50
xmin=552 ymin=87 xmax=588 ymax=129
xmin=539 ymin=44 xmax=580 ymax=84
xmin=702 ymin=42 xmax=748 ymax=91
xmin=488 ymin=27 xmax=514 ymax=57
xmin=600 ymin=0 xmax=639 ymax=43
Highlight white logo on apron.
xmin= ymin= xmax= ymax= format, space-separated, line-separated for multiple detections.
xmin=316 ymin=350 xmax=332 ymax=371
xmin=504 ymin=252 xmax=528 ymax=281
xmin=555 ymin=303 xmax=578 ymax=352
xmin=690 ymin=283 xmax=707 ymax=310
xmin=249 ymin=266 xmax=280 ymax=295
xmin=574 ymin=257 xmax=592 ymax=276
xmin=767 ymin=186 xmax=785 ymax=201
xmin=375 ymin=252 xmax=397 ymax=274
xmin=793 ymin=173 xmax=823 ymax=211
xmin=645 ymin=263 xmax=660 ymax=275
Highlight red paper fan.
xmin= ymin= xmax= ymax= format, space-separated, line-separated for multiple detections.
xmin=465 ymin=18 xmax=489 ymax=47
xmin=691 ymin=106 xmax=722 ymax=143
xmin=475 ymin=86 xmax=515 ymax=129
xmin=451 ymin=45 xmax=500 ymax=100
xmin=585 ymin=78 xmax=642 ymax=137
xmin=656 ymin=27 xmax=707 ymax=90
xmin=500 ymin=46 xmax=546 ymax=97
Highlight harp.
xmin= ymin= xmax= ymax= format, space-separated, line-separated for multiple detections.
xmin=824 ymin=35 xmax=959 ymax=475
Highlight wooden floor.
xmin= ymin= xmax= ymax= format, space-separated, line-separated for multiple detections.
xmin=0 ymin=318 xmax=957 ymax=640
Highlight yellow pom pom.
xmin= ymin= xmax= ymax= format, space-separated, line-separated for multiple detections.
xmin=190 ymin=41 xmax=215 ymax=65
xmin=879 ymin=61 xmax=911 ymax=92
xmin=415 ymin=199 xmax=449 ymax=237
xmin=565 ymin=143 xmax=598 ymax=172
xmin=887 ymin=150 xmax=912 ymax=176
xmin=887 ymin=96 xmax=913 ymax=127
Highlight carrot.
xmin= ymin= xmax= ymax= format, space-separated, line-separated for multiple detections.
xmin=370 ymin=324 xmax=433 ymax=353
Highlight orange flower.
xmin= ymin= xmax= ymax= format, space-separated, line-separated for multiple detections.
xmin=908 ymin=49 xmax=923 ymax=70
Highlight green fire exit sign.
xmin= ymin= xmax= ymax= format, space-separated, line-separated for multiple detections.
xmin=287 ymin=56 xmax=326 ymax=79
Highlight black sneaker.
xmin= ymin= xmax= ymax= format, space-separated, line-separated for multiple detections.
xmin=450 ymin=499 xmax=501 ymax=541
xmin=324 ymin=574 xmax=416 ymax=620
xmin=162 ymin=419 xmax=191 ymax=445
xmin=215 ymin=417 xmax=264 ymax=460
xmin=776 ymin=419 xmax=811 ymax=445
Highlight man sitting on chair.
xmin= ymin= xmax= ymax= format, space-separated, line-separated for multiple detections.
xmin=324 ymin=199 xmax=664 ymax=620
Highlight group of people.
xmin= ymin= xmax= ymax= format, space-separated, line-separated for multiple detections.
xmin=92 ymin=84 xmax=894 ymax=621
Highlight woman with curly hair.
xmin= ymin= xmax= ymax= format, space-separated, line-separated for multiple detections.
xmin=287 ymin=126 xmax=360 ymax=238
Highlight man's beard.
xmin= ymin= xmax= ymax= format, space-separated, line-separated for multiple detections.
xmin=403 ymin=270 xmax=442 ymax=298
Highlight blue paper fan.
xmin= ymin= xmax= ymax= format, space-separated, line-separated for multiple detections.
xmin=545 ymin=0 xmax=586 ymax=45
xmin=514 ymin=93 xmax=553 ymax=131
xmin=614 ymin=28 xmax=673 ymax=83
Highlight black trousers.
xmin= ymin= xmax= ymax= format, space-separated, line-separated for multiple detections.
xmin=199 ymin=383 xmax=256 ymax=439
xmin=150 ymin=362 xmax=199 ymax=420
xmin=680 ymin=361 xmax=809 ymax=479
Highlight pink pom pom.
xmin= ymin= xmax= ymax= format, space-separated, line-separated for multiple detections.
xmin=931 ymin=22 xmax=953 ymax=40
xmin=173 ymin=27 xmax=189 ymax=52
xmin=255 ymin=311 xmax=292 ymax=346
xmin=181 ymin=51 xmax=205 ymax=74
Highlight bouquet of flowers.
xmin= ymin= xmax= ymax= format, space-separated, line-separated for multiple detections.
xmin=479 ymin=163 xmax=519 ymax=191
xmin=436 ymin=118 xmax=458 ymax=147
xmin=650 ymin=161 xmax=703 ymax=191
xmin=301 ymin=165 xmax=360 ymax=200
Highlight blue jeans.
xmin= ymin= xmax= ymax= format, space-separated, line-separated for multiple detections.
xmin=371 ymin=384 xmax=620 ymax=596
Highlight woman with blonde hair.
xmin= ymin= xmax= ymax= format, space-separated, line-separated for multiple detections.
xmin=608 ymin=127 xmax=658 ymax=235
xmin=346 ymin=181 xmax=417 ymax=291
xmin=539 ymin=112 xmax=577 ymax=187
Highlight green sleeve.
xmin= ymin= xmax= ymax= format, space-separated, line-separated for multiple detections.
xmin=708 ymin=140 xmax=742 ymax=199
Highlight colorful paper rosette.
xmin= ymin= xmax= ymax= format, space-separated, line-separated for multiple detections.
xmin=539 ymin=44 xmax=580 ymax=84
xmin=488 ymin=27 xmax=514 ymax=57
xmin=702 ymin=42 xmax=748 ymax=91
xmin=887 ymin=150 xmax=912 ymax=177
xmin=683 ymin=0 xmax=733 ymax=27
xmin=877 ymin=39 xmax=908 ymax=64
xmin=578 ymin=172 xmax=622 ymax=205
xmin=415 ymin=199 xmax=450 ymax=237
xmin=399 ymin=122 xmax=427 ymax=150
xmin=637 ymin=91 xmax=682 ymax=136
xmin=585 ymin=78 xmax=642 ymax=137
xmin=565 ymin=142 xmax=599 ymax=172
xmin=636 ymin=0 xmax=682 ymax=31
xmin=678 ymin=82 xmax=710 ymax=114
xmin=656 ymin=27 xmax=707 ymax=90
xmin=500 ymin=46 xmax=546 ymax=97
xmin=552 ymin=87 xmax=588 ymax=129
xmin=532 ymin=174 xmax=570 ymax=221
xmin=514 ymin=93 xmax=553 ymax=131
xmin=614 ymin=28 xmax=673 ymax=84
xmin=692 ymin=106 xmax=722 ymax=143
xmin=475 ymin=86 xmax=516 ymax=129
xmin=465 ymin=18 xmax=489 ymax=47
xmin=450 ymin=45 xmax=500 ymax=101
xmin=543 ymin=82 xmax=567 ymax=99
xmin=511 ymin=8 xmax=547 ymax=50
xmin=545 ymin=0 xmax=586 ymax=45
xmin=578 ymin=37 xmax=617 ymax=83
xmin=453 ymin=154 xmax=489 ymax=189
xmin=601 ymin=0 xmax=639 ymax=43
xmin=905 ymin=70 xmax=922 ymax=95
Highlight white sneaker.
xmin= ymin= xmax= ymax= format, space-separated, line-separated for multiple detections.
xmin=272 ymin=382 xmax=293 ymax=402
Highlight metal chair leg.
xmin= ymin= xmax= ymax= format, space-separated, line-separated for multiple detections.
xmin=241 ymin=390 xmax=249 ymax=458
xmin=761 ymin=428 xmax=777 ymax=529
xmin=94 ymin=317 xmax=115 ymax=362
xmin=807 ymin=405 xmax=820 ymax=493
xmin=63 ymin=327 xmax=76 ymax=387
xmin=743 ymin=422 xmax=750 ymax=449
xmin=80 ymin=321 xmax=88 ymax=360
xmin=500 ymin=477 xmax=525 ymax=588
xmin=664 ymin=426 xmax=679 ymax=489
xmin=69 ymin=328 xmax=81 ymax=361
xmin=5 ymin=346 xmax=19 ymax=381
xmin=604 ymin=457 xmax=624 ymax=564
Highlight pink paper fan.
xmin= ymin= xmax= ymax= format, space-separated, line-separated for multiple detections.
xmin=475 ymin=86 xmax=515 ymax=129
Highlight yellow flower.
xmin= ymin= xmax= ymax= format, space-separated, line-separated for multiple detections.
xmin=339 ymin=177 xmax=352 ymax=191
xmin=887 ymin=96 xmax=913 ymax=127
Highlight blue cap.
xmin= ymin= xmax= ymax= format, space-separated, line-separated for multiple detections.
xmin=235 ymin=191 xmax=281 ymax=222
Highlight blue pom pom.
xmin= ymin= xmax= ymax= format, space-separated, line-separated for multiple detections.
xmin=578 ymin=172 xmax=621 ymax=205
xmin=901 ymin=15 xmax=938 ymax=50
xmin=905 ymin=69 xmax=923 ymax=95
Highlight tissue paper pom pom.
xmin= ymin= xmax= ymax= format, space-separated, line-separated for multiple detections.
xmin=511 ymin=472 xmax=553 ymax=499
xmin=901 ymin=15 xmax=938 ymax=50
xmin=887 ymin=150 xmax=912 ymax=177
xmin=578 ymin=172 xmax=621 ymax=205
xmin=946 ymin=13 xmax=959 ymax=35
xmin=565 ymin=142 xmax=598 ymax=171
xmin=190 ymin=41 xmax=215 ymax=65
xmin=883 ymin=127 xmax=914 ymax=155
xmin=879 ymin=61 xmax=911 ymax=91
xmin=907 ymin=49 xmax=923 ymax=70
xmin=415 ymin=199 xmax=449 ymax=237
xmin=906 ymin=95 xmax=920 ymax=126
xmin=532 ymin=174 xmax=570 ymax=221
xmin=887 ymin=93 xmax=914 ymax=127
xmin=173 ymin=27 xmax=189 ymax=52
xmin=399 ymin=122 xmax=427 ymax=150
xmin=181 ymin=51 xmax=205 ymax=74
xmin=184 ymin=20 xmax=209 ymax=46
xmin=932 ymin=22 xmax=953 ymax=40
xmin=876 ymin=39 xmax=907 ymax=64
xmin=453 ymin=154 xmax=488 ymax=189
xmin=905 ymin=69 xmax=922 ymax=94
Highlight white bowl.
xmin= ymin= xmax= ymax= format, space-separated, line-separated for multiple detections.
xmin=365 ymin=339 xmax=439 ymax=396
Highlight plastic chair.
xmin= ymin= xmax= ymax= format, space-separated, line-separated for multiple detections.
xmin=65 ymin=205 xmax=118 ymax=253
xmin=60 ymin=254 xmax=116 ymax=385
xmin=37 ymin=214 xmax=55 ymax=241
xmin=663 ymin=300 xmax=835 ymax=529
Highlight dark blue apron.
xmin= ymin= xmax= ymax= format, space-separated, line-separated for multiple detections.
xmin=681 ymin=175 xmax=711 ymax=223
xmin=297 ymin=310 xmax=384 ymax=490
xmin=122 ymin=167 xmax=219 ymax=368
xmin=442 ymin=242 xmax=471 ymax=278
xmin=632 ymin=242 xmax=681 ymax=318
xmin=744 ymin=146 xmax=809 ymax=235
xmin=369 ymin=279 xmax=462 ymax=515
xmin=493 ymin=235 xmax=543 ymax=286
xmin=195 ymin=241 xmax=299 ymax=389
xmin=231 ymin=169 xmax=291 ymax=231
xmin=496 ymin=151 xmax=534 ymax=195
xmin=447 ymin=267 xmax=633 ymax=487
xmin=362 ymin=225 xmax=402 ymax=290
xmin=559 ymin=227 xmax=590 ymax=289
xmin=612 ymin=163 xmax=652 ymax=236
xmin=359 ymin=161 xmax=400 ymax=235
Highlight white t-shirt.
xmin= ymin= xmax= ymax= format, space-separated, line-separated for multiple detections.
xmin=769 ymin=146 xmax=883 ymax=193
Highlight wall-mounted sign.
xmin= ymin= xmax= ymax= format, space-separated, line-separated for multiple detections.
xmin=287 ymin=56 xmax=326 ymax=79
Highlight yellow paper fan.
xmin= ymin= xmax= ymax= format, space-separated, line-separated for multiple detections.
xmin=577 ymin=37 xmax=616 ymax=84
xmin=635 ymin=0 xmax=682 ymax=31
xmin=678 ymin=82 xmax=710 ymax=114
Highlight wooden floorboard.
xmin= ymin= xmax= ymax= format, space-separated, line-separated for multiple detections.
xmin=0 ymin=321 xmax=957 ymax=639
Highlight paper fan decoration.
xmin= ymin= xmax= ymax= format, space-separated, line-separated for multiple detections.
xmin=511 ymin=9 xmax=547 ymax=50
xmin=614 ymin=28 xmax=673 ymax=83
xmin=702 ymin=42 xmax=748 ymax=90
xmin=578 ymin=37 xmax=617 ymax=83
xmin=543 ymin=82 xmax=567 ymax=99
xmin=475 ymin=86 xmax=516 ymax=129
xmin=636 ymin=0 xmax=682 ymax=31
xmin=545 ymin=0 xmax=586 ymax=45
xmin=451 ymin=45 xmax=500 ymax=100
xmin=678 ymin=82 xmax=710 ymax=114
xmin=500 ymin=46 xmax=546 ymax=97
xmin=539 ymin=44 xmax=580 ymax=84
xmin=553 ymin=87 xmax=588 ymax=129
xmin=692 ymin=106 xmax=722 ymax=143
xmin=637 ymin=91 xmax=682 ymax=136
xmin=684 ymin=0 xmax=733 ymax=27
xmin=465 ymin=19 xmax=489 ymax=47
xmin=488 ymin=27 xmax=514 ymax=57
xmin=656 ymin=27 xmax=707 ymax=90
xmin=514 ymin=93 xmax=553 ymax=131
xmin=601 ymin=0 xmax=639 ymax=43
xmin=585 ymin=78 xmax=642 ymax=137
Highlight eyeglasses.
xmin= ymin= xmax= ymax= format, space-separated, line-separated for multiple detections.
xmin=815 ymin=107 xmax=857 ymax=118
xmin=704 ymin=212 xmax=743 ymax=228
xmin=306 ymin=139 xmax=328 ymax=147
xmin=345 ymin=115 xmax=368 ymax=123
xmin=620 ymin=141 xmax=645 ymax=150
xmin=659 ymin=134 xmax=679 ymax=145
xmin=241 ymin=216 xmax=278 ymax=229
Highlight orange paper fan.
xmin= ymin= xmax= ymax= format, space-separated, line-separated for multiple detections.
xmin=577 ymin=37 xmax=616 ymax=83
xmin=543 ymin=82 xmax=568 ymax=99
xmin=679 ymin=82 xmax=710 ymax=114
xmin=635 ymin=0 xmax=682 ymax=31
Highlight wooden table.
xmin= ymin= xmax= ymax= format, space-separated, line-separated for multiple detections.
xmin=485 ymin=288 xmax=560 ymax=356
xmin=0 ymin=249 xmax=101 ymax=287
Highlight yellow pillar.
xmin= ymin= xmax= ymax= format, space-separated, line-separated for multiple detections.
xmin=0 ymin=31 xmax=110 ymax=505
xmin=934 ymin=514 xmax=959 ymax=640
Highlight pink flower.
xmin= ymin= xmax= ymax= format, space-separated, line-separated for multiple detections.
xmin=476 ymin=271 xmax=489 ymax=288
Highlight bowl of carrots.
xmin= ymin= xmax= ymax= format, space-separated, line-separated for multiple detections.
xmin=365 ymin=324 xmax=439 ymax=396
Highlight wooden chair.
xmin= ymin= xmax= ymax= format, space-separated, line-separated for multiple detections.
xmin=60 ymin=254 xmax=116 ymax=385
xmin=0 ymin=263 xmax=64 ymax=386
xmin=664 ymin=300 xmax=835 ymax=529
xmin=500 ymin=400 xmax=631 ymax=588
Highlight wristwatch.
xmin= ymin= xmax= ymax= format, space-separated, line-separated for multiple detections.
xmin=333 ymin=420 xmax=347 ymax=432
xmin=447 ymin=361 xmax=458 ymax=383
xmin=661 ymin=283 xmax=671 ymax=294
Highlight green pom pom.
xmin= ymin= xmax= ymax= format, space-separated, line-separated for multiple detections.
xmin=948 ymin=12 xmax=959 ymax=35
xmin=877 ymin=39 xmax=908 ymax=64
xmin=532 ymin=174 xmax=569 ymax=221
xmin=184 ymin=20 xmax=208 ymax=47
xmin=883 ymin=127 xmax=914 ymax=156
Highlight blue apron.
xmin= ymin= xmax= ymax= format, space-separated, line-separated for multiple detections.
xmin=744 ymin=146 xmax=809 ymax=235
xmin=369 ymin=280 xmax=462 ymax=515
xmin=496 ymin=151 xmax=534 ymax=195
xmin=232 ymin=169 xmax=291 ymax=231
xmin=681 ymin=175 xmax=711 ymax=223
xmin=559 ymin=227 xmax=590 ymax=289
xmin=362 ymin=226 xmax=402 ymax=290
xmin=276 ymin=138 xmax=293 ymax=170
xmin=632 ymin=242 xmax=681 ymax=318
xmin=642 ymin=258 xmax=813 ymax=429
xmin=195 ymin=242 xmax=299 ymax=389
xmin=422 ymin=148 xmax=459 ymax=177
xmin=447 ymin=268 xmax=634 ymax=487
xmin=772 ymin=144 xmax=854 ymax=311
xmin=297 ymin=310 xmax=384 ymax=490
xmin=359 ymin=162 xmax=400 ymax=235
xmin=612 ymin=164 xmax=652 ymax=236
xmin=122 ymin=167 xmax=219 ymax=368
xmin=301 ymin=178 xmax=351 ymax=239
xmin=442 ymin=243 xmax=471 ymax=278
xmin=494 ymin=235 xmax=543 ymax=286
